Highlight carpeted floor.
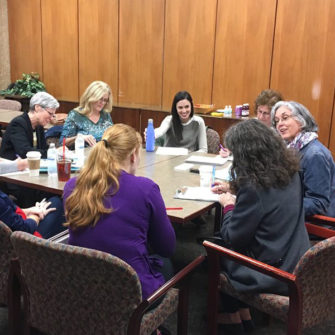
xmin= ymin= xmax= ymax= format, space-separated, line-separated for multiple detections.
xmin=1 ymin=212 xmax=335 ymax=334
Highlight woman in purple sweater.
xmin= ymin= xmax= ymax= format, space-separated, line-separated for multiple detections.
xmin=63 ymin=124 xmax=176 ymax=301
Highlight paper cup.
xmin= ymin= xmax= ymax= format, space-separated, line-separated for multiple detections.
xmin=26 ymin=151 xmax=41 ymax=176
xmin=199 ymin=165 xmax=213 ymax=188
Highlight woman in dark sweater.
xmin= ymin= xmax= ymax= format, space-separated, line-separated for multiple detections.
xmin=212 ymin=119 xmax=310 ymax=334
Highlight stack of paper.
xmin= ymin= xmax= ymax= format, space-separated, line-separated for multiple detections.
xmin=174 ymin=186 xmax=219 ymax=202
xmin=156 ymin=147 xmax=189 ymax=156
xmin=185 ymin=155 xmax=228 ymax=166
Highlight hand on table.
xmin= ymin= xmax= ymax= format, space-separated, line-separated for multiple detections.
xmin=82 ymin=134 xmax=96 ymax=147
xmin=16 ymin=158 xmax=28 ymax=171
xmin=211 ymin=181 xmax=230 ymax=194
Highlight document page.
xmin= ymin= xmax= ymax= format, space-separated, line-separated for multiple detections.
xmin=174 ymin=186 xmax=219 ymax=202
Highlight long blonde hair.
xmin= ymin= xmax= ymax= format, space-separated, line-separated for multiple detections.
xmin=65 ymin=124 xmax=142 ymax=230
xmin=75 ymin=81 xmax=113 ymax=116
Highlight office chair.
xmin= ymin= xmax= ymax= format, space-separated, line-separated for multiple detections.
xmin=203 ymin=223 xmax=335 ymax=335
xmin=9 ymin=231 xmax=204 ymax=335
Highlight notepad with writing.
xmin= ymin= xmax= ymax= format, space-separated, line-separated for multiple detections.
xmin=174 ymin=186 xmax=219 ymax=202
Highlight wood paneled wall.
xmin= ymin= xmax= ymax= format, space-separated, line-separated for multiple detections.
xmin=271 ymin=0 xmax=335 ymax=146
xmin=41 ymin=0 xmax=78 ymax=101
xmin=119 ymin=0 xmax=164 ymax=106
xmin=7 ymin=0 xmax=43 ymax=80
xmin=213 ymin=0 xmax=277 ymax=108
xmin=162 ymin=0 xmax=217 ymax=107
xmin=7 ymin=0 xmax=335 ymax=151
xmin=78 ymin=0 xmax=118 ymax=99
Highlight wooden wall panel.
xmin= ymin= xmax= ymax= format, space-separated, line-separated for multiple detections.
xmin=41 ymin=0 xmax=78 ymax=101
xmin=162 ymin=0 xmax=217 ymax=108
xmin=271 ymin=0 xmax=335 ymax=146
xmin=78 ymin=0 xmax=118 ymax=101
xmin=119 ymin=0 xmax=164 ymax=106
xmin=7 ymin=0 xmax=43 ymax=82
xmin=329 ymin=96 xmax=335 ymax=158
xmin=212 ymin=0 xmax=276 ymax=110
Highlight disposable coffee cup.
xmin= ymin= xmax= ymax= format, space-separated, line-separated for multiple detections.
xmin=199 ymin=165 xmax=213 ymax=188
xmin=26 ymin=151 xmax=41 ymax=176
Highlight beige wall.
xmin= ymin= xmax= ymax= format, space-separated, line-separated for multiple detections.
xmin=0 ymin=0 xmax=10 ymax=90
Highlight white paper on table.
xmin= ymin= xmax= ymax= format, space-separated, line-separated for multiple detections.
xmin=185 ymin=155 xmax=228 ymax=166
xmin=0 ymin=169 xmax=29 ymax=176
xmin=174 ymin=186 xmax=219 ymax=202
xmin=156 ymin=147 xmax=189 ymax=156
xmin=174 ymin=163 xmax=194 ymax=171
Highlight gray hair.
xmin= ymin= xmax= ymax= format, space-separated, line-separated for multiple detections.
xmin=271 ymin=101 xmax=318 ymax=132
xmin=29 ymin=92 xmax=60 ymax=111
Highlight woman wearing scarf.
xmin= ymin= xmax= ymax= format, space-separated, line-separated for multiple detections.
xmin=271 ymin=101 xmax=335 ymax=218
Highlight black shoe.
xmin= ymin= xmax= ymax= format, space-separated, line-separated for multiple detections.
xmin=218 ymin=323 xmax=245 ymax=335
xmin=242 ymin=319 xmax=255 ymax=333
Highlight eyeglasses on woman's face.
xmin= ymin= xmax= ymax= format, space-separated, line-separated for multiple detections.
xmin=98 ymin=97 xmax=109 ymax=104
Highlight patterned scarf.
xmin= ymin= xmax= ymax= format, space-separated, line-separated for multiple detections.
xmin=287 ymin=132 xmax=318 ymax=151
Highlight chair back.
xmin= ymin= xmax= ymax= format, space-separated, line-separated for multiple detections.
xmin=10 ymin=231 xmax=143 ymax=335
xmin=0 ymin=221 xmax=13 ymax=305
xmin=293 ymin=236 xmax=335 ymax=329
xmin=206 ymin=127 xmax=220 ymax=154
xmin=0 ymin=99 xmax=22 ymax=111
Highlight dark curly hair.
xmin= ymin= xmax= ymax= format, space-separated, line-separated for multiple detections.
xmin=171 ymin=91 xmax=194 ymax=141
xmin=225 ymin=119 xmax=299 ymax=193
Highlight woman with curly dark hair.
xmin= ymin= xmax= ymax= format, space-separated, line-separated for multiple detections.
xmin=212 ymin=119 xmax=310 ymax=334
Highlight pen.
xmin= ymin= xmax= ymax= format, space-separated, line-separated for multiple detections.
xmin=219 ymin=144 xmax=228 ymax=152
xmin=166 ymin=207 xmax=183 ymax=210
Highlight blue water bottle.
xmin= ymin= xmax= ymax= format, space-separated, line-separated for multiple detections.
xmin=146 ymin=119 xmax=155 ymax=152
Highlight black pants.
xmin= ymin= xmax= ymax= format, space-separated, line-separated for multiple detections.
xmin=220 ymin=292 xmax=249 ymax=313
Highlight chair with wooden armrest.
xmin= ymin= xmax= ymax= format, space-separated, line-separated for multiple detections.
xmin=0 ymin=221 xmax=13 ymax=306
xmin=203 ymin=225 xmax=335 ymax=335
xmin=8 ymin=231 xmax=204 ymax=335
xmin=306 ymin=214 xmax=335 ymax=228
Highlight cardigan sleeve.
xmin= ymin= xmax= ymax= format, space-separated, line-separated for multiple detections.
xmin=220 ymin=185 xmax=263 ymax=251
xmin=302 ymin=150 xmax=333 ymax=216
xmin=147 ymin=183 xmax=176 ymax=257
xmin=195 ymin=116 xmax=208 ymax=153
xmin=154 ymin=116 xmax=172 ymax=139
xmin=0 ymin=193 xmax=37 ymax=233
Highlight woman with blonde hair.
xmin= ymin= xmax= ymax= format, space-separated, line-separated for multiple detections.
xmin=60 ymin=81 xmax=113 ymax=147
xmin=63 ymin=124 xmax=176 ymax=302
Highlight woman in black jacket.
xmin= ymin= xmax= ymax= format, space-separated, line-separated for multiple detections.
xmin=212 ymin=119 xmax=310 ymax=334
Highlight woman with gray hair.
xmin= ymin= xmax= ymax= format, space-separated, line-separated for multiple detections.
xmin=0 ymin=91 xmax=59 ymax=160
xmin=271 ymin=101 xmax=335 ymax=218
xmin=0 ymin=92 xmax=60 ymax=206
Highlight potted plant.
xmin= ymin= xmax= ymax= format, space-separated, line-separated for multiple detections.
xmin=0 ymin=72 xmax=46 ymax=98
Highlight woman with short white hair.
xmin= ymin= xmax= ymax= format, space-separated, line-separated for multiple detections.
xmin=271 ymin=101 xmax=335 ymax=217
xmin=0 ymin=91 xmax=59 ymax=160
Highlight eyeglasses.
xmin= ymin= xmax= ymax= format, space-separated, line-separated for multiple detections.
xmin=98 ymin=97 xmax=109 ymax=104
xmin=257 ymin=108 xmax=270 ymax=117
xmin=42 ymin=107 xmax=56 ymax=117
xmin=273 ymin=114 xmax=293 ymax=126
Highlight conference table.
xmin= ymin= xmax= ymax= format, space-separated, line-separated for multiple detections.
xmin=0 ymin=148 xmax=223 ymax=226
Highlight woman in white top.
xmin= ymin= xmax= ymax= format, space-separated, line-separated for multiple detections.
xmin=154 ymin=91 xmax=207 ymax=153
